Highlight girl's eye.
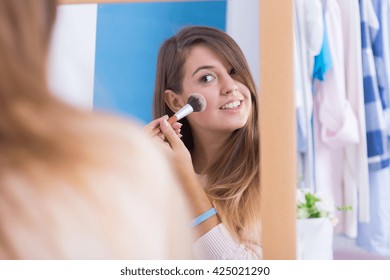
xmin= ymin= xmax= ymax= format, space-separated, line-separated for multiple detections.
xmin=200 ymin=74 xmax=215 ymax=83
xmin=229 ymin=68 xmax=238 ymax=75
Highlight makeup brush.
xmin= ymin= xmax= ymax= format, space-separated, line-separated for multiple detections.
xmin=167 ymin=93 xmax=206 ymax=125
xmin=152 ymin=93 xmax=206 ymax=136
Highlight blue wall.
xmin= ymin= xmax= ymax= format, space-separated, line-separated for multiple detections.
xmin=93 ymin=1 xmax=226 ymax=124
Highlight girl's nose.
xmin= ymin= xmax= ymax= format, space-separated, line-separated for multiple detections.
xmin=221 ymin=75 xmax=238 ymax=96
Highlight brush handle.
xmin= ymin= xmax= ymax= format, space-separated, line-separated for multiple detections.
xmin=167 ymin=115 xmax=178 ymax=125
xmin=174 ymin=104 xmax=194 ymax=121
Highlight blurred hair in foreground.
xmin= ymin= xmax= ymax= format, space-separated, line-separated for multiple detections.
xmin=0 ymin=0 xmax=192 ymax=259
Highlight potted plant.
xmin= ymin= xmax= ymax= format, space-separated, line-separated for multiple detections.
xmin=296 ymin=188 xmax=336 ymax=260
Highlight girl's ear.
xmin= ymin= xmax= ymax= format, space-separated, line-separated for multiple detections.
xmin=164 ymin=89 xmax=185 ymax=113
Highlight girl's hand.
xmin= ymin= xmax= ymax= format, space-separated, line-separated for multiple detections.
xmin=159 ymin=118 xmax=196 ymax=187
xmin=144 ymin=115 xmax=182 ymax=140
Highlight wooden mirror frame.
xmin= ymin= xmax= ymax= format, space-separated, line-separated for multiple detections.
xmin=58 ymin=0 xmax=296 ymax=259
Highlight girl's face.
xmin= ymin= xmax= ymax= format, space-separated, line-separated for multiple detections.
xmin=179 ymin=44 xmax=252 ymax=135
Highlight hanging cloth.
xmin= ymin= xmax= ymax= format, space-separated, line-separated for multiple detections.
xmin=313 ymin=0 xmax=360 ymax=236
xmin=336 ymin=0 xmax=370 ymax=238
xmin=294 ymin=0 xmax=324 ymax=190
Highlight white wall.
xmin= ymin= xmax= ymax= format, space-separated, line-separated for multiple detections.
xmin=226 ymin=0 xmax=260 ymax=87
xmin=48 ymin=4 xmax=97 ymax=110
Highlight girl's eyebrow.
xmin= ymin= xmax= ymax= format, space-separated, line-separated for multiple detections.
xmin=192 ymin=65 xmax=215 ymax=77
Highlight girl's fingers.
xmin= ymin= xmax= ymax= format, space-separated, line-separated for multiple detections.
xmin=160 ymin=119 xmax=182 ymax=150
xmin=171 ymin=122 xmax=183 ymax=130
xmin=172 ymin=122 xmax=182 ymax=137
xmin=144 ymin=118 xmax=161 ymax=131
xmin=158 ymin=132 xmax=165 ymax=141
xmin=151 ymin=127 xmax=161 ymax=137
xmin=144 ymin=115 xmax=168 ymax=136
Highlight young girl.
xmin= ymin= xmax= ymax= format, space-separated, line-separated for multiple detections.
xmin=147 ymin=26 xmax=262 ymax=259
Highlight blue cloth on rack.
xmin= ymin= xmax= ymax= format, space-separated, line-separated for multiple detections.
xmin=360 ymin=0 xmax=390 ymax=171
xmin=313 ymin=25 xmax=332 ymax=82
xmin=372 ymin=0 xmax=390 ymax=113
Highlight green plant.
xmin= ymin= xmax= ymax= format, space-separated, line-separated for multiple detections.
xmin=297 ymin=188 xmax=352 ymax=220
xmin=296 ymin=189 xmax=334 ymax=219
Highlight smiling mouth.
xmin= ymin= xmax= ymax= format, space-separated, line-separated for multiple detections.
xmin=220 ymin=100 xmax=241 ymax=110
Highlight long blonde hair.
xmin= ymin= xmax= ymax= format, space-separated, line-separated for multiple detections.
xmin=0 ymin=0 xmax=192 ymax=259
xmin=153 ymin=26 xmax=261 ymax=244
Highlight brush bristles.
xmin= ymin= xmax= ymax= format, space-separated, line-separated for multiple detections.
xmin=187 ymin=93 xmax=206 ymax=112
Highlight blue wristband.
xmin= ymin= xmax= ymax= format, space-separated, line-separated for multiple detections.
xmin=189 ymin=208 xmax=217 ymax=228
